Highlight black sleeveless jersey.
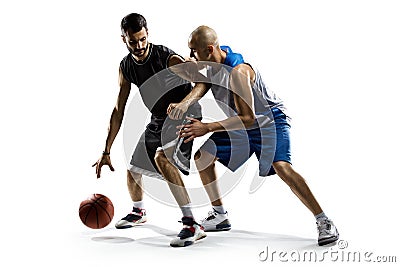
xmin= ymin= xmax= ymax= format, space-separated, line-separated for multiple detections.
xmin=120 ymin=44 xmax=199 ymax=117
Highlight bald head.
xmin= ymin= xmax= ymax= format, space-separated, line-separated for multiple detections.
xmin=189 ymin=25 xmax=219 ymax=49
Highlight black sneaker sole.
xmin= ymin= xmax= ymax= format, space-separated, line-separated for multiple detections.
xmin=318 ymin=235 xmax=339 ymax=246
xmin=170 ymin=241 xmax=194 ymax=247
xmin=116 ymin=225 xmax=133 ymax=229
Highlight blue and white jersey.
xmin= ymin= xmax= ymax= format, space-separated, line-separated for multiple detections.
xmin=207 ymin=45 xmax=290 ymax=127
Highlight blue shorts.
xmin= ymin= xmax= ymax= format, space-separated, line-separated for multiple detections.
xmin=199 ymin=108 xmax=291 ymax=176
xmin=272 ymin=108 xmax=292 ymax=164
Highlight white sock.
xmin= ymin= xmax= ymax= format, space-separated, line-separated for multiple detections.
xmin=212 ymin=205 xmax=226 ymax=214
xmin=315 ymin=212 xmax=328 ymax=222
xmin=133 ymin=200 xmax=144 ymax=209
xmin=180 ymin=203 xmax=194 ymax=218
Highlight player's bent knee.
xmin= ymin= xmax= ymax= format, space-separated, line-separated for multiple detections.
xmin=154 ymin=151 xmax=168 ymax=166
xmin=194 ymin=150 xmax=202 ymax=161
xmin=273 ymin=161 xmax=292 ymax=178
xmin=127 ymin=170 xmax=141 ymax=181
xmin=154 ymin=151 xmax=165 ymax=161
xmin=194 ymin=150 xmax=217 ymax=172
xmin=127 ymin=169 xmax=139 ymax=178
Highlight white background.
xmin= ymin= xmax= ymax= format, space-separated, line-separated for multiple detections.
xmin=1 ymin=0 xmax=399 ymax=266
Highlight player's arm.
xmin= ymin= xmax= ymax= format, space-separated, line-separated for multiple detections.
xmin=92 ymin=67 xmax=132 ymax=178
xmin=104 ymin=67 xmax=132 ymax=153
xmin=180 ymin=64 xmax=255 ymax=142
xmin=167 ymin=55 xmax=211 ymax=119
xmin=229 ymin=63 xmax=256 ymax=128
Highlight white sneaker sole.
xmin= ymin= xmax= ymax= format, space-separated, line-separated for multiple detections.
xmin=202 ymin=219 xmax=231 ymax=232
xmin=115 ymin=217 xmax=147 ymax=229
xmin=170 ymin=232 xmax=207 ymax=247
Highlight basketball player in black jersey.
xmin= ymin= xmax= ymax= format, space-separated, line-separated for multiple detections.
xmin=92 ymin=13 xmax=208 ymax=247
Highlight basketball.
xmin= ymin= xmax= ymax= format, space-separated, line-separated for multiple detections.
xmin=79 ymin=194 xmax=114 ymax=229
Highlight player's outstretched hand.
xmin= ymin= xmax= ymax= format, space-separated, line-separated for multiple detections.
xmin=92 ymin=155 xmax=115 ymax=179
xmin=177 ymin=117 xmax=210 ymax=143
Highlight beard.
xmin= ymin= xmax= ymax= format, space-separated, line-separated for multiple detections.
xmin=127 ymin=43 xmax=149 ymax=57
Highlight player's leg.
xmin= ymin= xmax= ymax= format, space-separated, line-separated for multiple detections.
xmin=115 ymin=130 xmax=153 ymax=229
xmin=195 ymin=149 xmax=231 ymax=231
xmin=154 ymin=149 xmax=191 ymax=207
xmin=273 ymin=161 xmax=339 ymax=245
xmin=271 ymin=108 xmax=338 ymax=245
xmin=195 ymin=150 xmax=222 ymax=206
xmin=195 ymin=129 xmax=253 ymax=232
xmin=115 ymin=170 xmax=147 ymax=229
xmin=127 ymin=169 xmax=143 ymax=202
xmin=272 ymin=161 xmax=322 ymax=215
xmin=154 ymin=148 xmax=206 ymax=247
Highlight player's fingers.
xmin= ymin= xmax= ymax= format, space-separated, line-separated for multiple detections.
xmin=179 ymin=124 xmax=191 ymax=131
xmin=168 ymin=104 xmax=176 ymax=114
xmin=182 ymin=126 xmax=191 ymax=134
xmin=172 ymin=108 xmax=183 ymax=120
xmin=171 ymin=109 xmax=178 ymax=120
xmin=97 ymin=167 xmax=101 ymax=179
xmin=107 ymin=160 xmax=114 ymax=171
xmin=187 ymin=117 xmax=199 ymax=123
xmin=178 ymin=110 xmax=185 ymax=120
xmin=171 ymin=103 xmax=177 ymax=109
xmin=181 ymin=131 xmax=193 ymax=138
xmin=109 ymin=164 xmax=115 ymax=172
xmin=179 ymin=127 xmax=187 ymax=135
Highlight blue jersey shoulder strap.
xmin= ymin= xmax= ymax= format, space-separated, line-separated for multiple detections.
xmin=221 ymin=45 xmax=244 ymax=68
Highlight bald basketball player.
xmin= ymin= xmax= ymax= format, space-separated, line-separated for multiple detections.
xmin=168 ymin=26 xmax=339 ymax=246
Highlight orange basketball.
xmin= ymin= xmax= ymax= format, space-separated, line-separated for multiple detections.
xmin=79 ymin=194 xmax=114 ymax=229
